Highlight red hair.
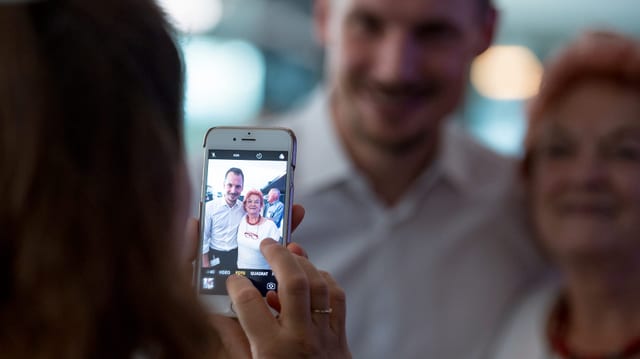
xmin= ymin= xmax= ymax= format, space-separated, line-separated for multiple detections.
xmin=243 ymin=189 xmax=265 ymax=213
xmin=522 ymin=31 xmax=640 ymax=177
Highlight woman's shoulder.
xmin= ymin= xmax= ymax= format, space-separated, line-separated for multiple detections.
xmin=261 ymin=217 xmax=279 ymax=229
xmin=489 ymin=278 xmax=561 ymax=359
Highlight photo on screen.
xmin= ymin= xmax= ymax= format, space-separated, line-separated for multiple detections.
xmin=200 ymin=150 xmax=289 ymax=296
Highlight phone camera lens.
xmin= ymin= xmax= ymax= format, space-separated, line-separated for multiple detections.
xmin=233 ymin=137 xmax=236 ymax=141
xmin=248 ymin=132 xmax=251 ymax=135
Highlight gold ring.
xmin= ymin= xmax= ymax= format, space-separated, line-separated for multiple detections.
xmin=311 ymin=308 xmax=333 ymax=314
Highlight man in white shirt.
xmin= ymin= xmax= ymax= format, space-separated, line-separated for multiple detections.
xmin=275 ymin=0 xmax=546 ymax=357
xmin=202 ymin=167 xmax=246 ymax=269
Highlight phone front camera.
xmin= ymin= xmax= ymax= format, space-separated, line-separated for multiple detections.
xmin=247 ymin=132 xmax=251 ymax=135
xmin=233 ymin=137 xmax=237 ymax=141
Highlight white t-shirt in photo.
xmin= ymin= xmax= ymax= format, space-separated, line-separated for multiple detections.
xmin=236 ymin=216 xmax=281 ymax=269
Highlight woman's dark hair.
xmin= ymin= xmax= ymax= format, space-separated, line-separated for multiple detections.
xmin=0 ymin=0 xmax=215 ymax=357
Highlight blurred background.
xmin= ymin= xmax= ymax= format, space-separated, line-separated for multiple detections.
xmin=156 ymin=0 xmax=640 ymax=191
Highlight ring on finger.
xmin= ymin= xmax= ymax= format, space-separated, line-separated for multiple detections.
xmin=311 ymin=307 xmax=333 ymax=314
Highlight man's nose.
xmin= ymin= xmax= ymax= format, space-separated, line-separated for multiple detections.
xmin=373 ymin=31 xmax=420 ymax=83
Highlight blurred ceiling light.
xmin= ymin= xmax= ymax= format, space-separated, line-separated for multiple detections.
xmin=471 ymin=45 xmax=543 ymax=100
xmin=157 ymin=0 xmax=223 ymax=34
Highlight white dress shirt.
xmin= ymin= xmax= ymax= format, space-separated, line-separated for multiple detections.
xmin=202 ymin=197 xmax=245 ymax=252
xmin=274 ymin=88 xmax=546 ymax=359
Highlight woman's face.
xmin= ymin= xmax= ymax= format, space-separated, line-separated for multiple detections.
xmin=530 ymin=79 xmax=640 ymax=263
xmin=245 ymin=194 xmax=263 ymax=216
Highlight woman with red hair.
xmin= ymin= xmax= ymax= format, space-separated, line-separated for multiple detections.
xmin=237 ymin=189 xmax=281 ymax=270
xmin=492 ymin=31 xmax=640 ymax=359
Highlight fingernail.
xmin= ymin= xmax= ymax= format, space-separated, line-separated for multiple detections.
xmin=261 ymin=238 xmax=277 ymax=245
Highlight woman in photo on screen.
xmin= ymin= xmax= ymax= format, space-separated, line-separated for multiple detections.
xmin=237 ymin=189 xmax=281 ymax=270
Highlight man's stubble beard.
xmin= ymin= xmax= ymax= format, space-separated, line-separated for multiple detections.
xmin=337 ymin=92 xmax=438 ymax=157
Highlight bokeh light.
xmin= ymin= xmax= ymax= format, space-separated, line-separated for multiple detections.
xmin=181 ymin=37 xmax=266 ymax=126
xmin=157 ymin=0 xmax=223 ymax=34
xmin=471 ymin=45 xmax=544 ymax=101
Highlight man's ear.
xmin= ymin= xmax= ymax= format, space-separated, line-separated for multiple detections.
xmin=476 ymin=5 xmax=498 ymax=56
xmin=313 ymin=0 xmax=331 ymax=46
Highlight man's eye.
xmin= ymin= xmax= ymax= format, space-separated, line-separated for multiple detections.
xmin=348 ymin=12 xmax=382 ymax=37
xmin=610 ymin=144 xmax=640 ymax=161
xmin=414 ymin=23 xmax=457 ymax=43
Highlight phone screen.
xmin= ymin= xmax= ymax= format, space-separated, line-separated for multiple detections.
xmin=199 ymin=149 xmax=291 ymax=296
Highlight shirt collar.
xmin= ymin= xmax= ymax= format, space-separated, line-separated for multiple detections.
xmin=217 ymin=196 xmax=242 ymax=209
xmin=438 ymin=122 xmax=478 ymax=195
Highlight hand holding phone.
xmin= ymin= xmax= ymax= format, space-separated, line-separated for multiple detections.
xmin=196 ymin=127 xmax=296 ymax=315
xmin=211 ymin=239 xmax=351 ymax=359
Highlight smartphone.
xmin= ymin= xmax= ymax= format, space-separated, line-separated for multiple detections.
xmin=196 ymin=126 xmax=296 ymax=315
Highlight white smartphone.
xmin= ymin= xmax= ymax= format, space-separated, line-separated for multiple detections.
xmin=196 ymin=126 xmax=296 ymax=315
